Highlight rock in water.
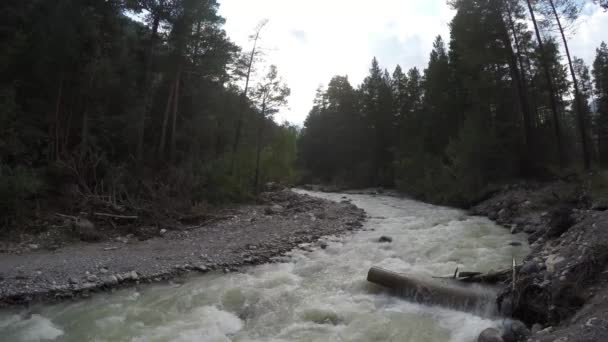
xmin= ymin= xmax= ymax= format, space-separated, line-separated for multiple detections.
xmin=378 ymin=236 xmax=393 ymax=243
xmin=501 ymin=320 xmax=530 ymax=342
xmin=478 ymin=328 xmax=504 ymax=342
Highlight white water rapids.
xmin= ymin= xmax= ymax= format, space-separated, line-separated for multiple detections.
xmin=0 ymin=191 xmax=529 ymax=342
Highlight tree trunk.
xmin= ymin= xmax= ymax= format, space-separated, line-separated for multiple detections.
xmin=501 ymin=1 xmax=534 ymax=174
xmin=169 ymin=68 xmax=182 ymax=162
xmin=158 ymin=78 xmax=176 ymax=160
xmin=253 ymin=101 xmax=267 ymax=194
xmin=137 ymin=14 xmax=161 ymax=163
xmin=53 ymin=74 xmax=64 ymax=161
xmin=80 ymin=68 xmax=97 ymax=160
xmin=548 ymin=0 xmax=591 ymax=170
xmin=367 ymin=267 xmax=496 ymax=311
xmin=525 ymin=0 xmax=565 ymax=168
xmin=231 ymin=29 xmax=262 ymax=173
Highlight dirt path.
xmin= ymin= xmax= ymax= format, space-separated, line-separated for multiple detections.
xmin=0 ymin=190 xmax=366 ymax=307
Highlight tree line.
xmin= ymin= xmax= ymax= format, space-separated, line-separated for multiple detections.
xmin=0 ymin=0 xmax=295 ymax=225
xmin=298 ymin=0 xmax=608 ymax=205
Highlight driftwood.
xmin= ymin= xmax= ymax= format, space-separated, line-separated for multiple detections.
xmin=457 ymin=265 xmax=521 ymax=284
xmin=93 ymin=212 xmax=138 ymax=220
xmin=367 ymin=267 xmax=497 ymax=311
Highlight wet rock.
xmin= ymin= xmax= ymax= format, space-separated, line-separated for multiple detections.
xmin=520 ymin=261 xmax=542 ymax=275
xmin=28 ymin=244 xmax=40 ymax=250
xmin=86 ymin=274 xmax=98 ymax=282
xmin=107 ymin=275 xmax=119 ymax=285
xmin=194 ymin=265 xmax=209 ymax=273
xmin=320 ymin=242 xmax=328 ymax=249
xmin=159 ymin=229 xmax=167 ymax=236
xmin=69 ymin=277 xmax=79 ymax=285
xmin=99 ymin=267 xmax=109 ymax=274
xmin=478 ymin=328 xmax=504 ymax=342
xmin=378 ymin=236 xmax=393 ymax=243
xmin=501 ymin=320 xmax=530 ymax=342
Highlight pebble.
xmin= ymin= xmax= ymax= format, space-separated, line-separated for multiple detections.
xmin=29 ymin=244 xmax=40 ymax=250
xmin=160 ymin=229 xmax=167 ymax=235
xmin=86 ymin=275 xmax=98 ymax=282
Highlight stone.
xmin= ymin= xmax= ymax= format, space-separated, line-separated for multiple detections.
xmin=264 ymin=204 xmax=284 ymax=215
xmin=531 ymin=324 xmax=543 ymax=334
xmin=545 ymin=255 xmax=566 ymax=274
xmin=501 ymin=320 xmax=530 ymax=342
xmin=86 ymin=274 xmax=98 ymax=282
xmin=100 ymin=267 xmax=109 ymax=274
xmin=159 ymin=229 xmax=167 ymax=235
xmin=478 ymin=328 xmax=504 ymax=342
xmin=69 ymin=277 xmax=79 ymax=285
xmin=194 ymin=265 xmax=209 ymax=273
xmin=378 ymin=236 xmax=393 ymax=243
xmin=28 ymin=244 xmax=40 ymax=250
xmin=520 ymin=262 xmax=541 ymax=275
xmin=545 ymin=207 xmax=574 ymax=238
xmin=320 ymin=242 xmax=328 ymax=249
xmin=108 ymin=275 xmax=119 ymax=285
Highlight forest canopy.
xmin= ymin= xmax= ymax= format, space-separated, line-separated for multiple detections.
xmin=297 ymin=0 xmax=608 ymax=205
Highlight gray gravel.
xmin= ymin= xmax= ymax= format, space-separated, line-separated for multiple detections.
xmin=0 ymin=190 xmax=366 ymax=307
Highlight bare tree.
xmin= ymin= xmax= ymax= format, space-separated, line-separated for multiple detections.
xmin=231 ymin=19 xmax=268 ymax=173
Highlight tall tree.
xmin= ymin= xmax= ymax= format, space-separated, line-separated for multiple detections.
xmin=545 ymin=0 xmax=591 ymax=169
xmin=231 ymin=19 xmax=268 ymax=172
xmin=251 ymin=65 xmax=290 ymax=193
xmin=593 ymin=42 xmax=608 ymax=164
xmin=525 ymin=0 xmax=565 ymax=167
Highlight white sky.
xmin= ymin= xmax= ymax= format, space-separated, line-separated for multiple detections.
xmin=218 ymin=0 xmax=608 ymax=125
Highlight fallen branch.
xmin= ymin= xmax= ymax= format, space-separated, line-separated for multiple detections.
xmin=55 ymin=213 xmax=77 ymax=220
xmin=93 ymin=212 xmax=138 ymax=220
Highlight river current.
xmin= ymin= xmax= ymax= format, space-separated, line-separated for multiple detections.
xmin=0 ymin=190 xmax=529 ymax=342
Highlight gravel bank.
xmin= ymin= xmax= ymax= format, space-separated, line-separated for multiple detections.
xmin=0 ymin=190 xmax=366 ymax=307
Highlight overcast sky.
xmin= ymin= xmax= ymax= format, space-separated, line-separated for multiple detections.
xmin=218 ymin=0 xmax=608 ymax=125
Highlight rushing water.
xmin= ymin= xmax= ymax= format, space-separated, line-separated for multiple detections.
xmin=0 ymin=191 xmax=529 ymax=342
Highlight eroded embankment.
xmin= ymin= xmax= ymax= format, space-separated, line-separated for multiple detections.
xmin=471 ymin=181 xmax=608 ymax=342
xmin=0 ymin=190 xmax=366 ymax=307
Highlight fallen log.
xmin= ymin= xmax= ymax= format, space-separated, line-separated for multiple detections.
xmin=93 ymin=212 xmax=138 ymax=220
xmin=367 ymin=267 xmax=497 ymax=312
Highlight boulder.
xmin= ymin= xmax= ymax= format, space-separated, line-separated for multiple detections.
xmin=545 ymin=207 xmax=574 ymax=238
xmin=478 ymin=328 xmax=504 ymax=342
xmin=501 ymin=320 xmax=530 ymax=342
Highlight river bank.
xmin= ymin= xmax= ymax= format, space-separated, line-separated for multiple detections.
xmin=470 ymin=180 xmax=608 ymax=342
xmin=0 ymin=190 xmax=366 ymax=307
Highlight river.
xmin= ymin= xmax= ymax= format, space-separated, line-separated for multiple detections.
xmin=0 ymin=190 xmax=529 ymax=342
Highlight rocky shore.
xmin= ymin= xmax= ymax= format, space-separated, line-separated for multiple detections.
xmin=470 ymin=181 xmax=608 ymax=342
xmin=0 ymin=190 xmax=366 ymax=307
